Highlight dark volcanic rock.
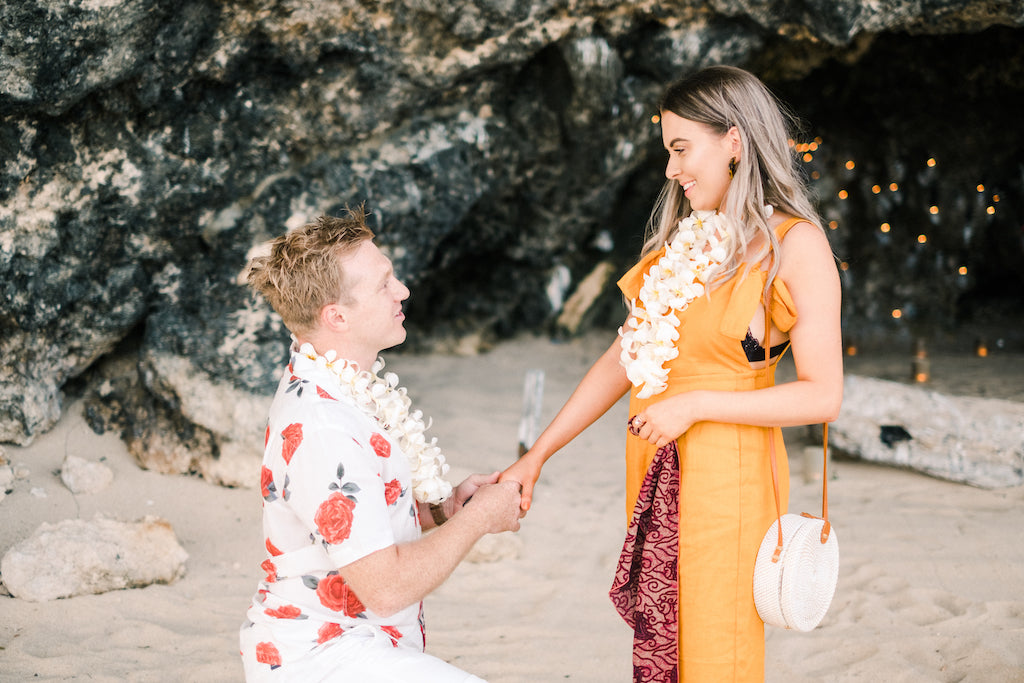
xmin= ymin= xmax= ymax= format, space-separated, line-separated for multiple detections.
xmin=2 ymin=1 xmax=1022 ymax=485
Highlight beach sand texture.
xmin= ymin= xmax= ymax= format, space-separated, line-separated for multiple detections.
xmin=1 ymin=334 xmax=1022 ymax=682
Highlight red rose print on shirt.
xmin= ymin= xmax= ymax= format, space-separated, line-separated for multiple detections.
xmin=266 ymin=538 xmax=283 ymax=557
xmin=370 ymin=432 xmax=391 ymax=458
xmin=261 ymin=466 xmax=277 ymax=502
xmin=316 ymin=385 xmax=336 ymax=400
xmin=381 ymin=625 xmax=403 ymax=646
xmin=315 ymin=573 xmax=365 ymax=616
xmin=255 ymin=641 xmax=282 ymax=667
xmin=317 ymin=622 xmax=344 ymax=644
xmin=314 ymin=492 xmax=356 ymax=544
xmin=261 ymin=559 xmax=277 ymax=583
xmin=384 ymin=478 xmax=402 ymax=505
xmin=265 ymin=604 xmax=304 ymax=619
xmin=281 ymin=423 xmax=303 ymax=464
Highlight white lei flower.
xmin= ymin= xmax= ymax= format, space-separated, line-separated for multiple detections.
xmin=618 ymin=210 xmax=732 ymax=399
xmin=298 ymin=342 xmax=452 ymax=505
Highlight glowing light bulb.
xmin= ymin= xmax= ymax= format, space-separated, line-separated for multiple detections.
xmin=651 ymin=114 xmax=660 ymax=124
xmin=917 ymin=234 xmax=927 ymax=243
xmin=871 ymin=185 xmax=881 ymax=194
xmin=927 ymin=158 xmax=937 ymax=167
xmin=987 ymin=206 xmax=996 ymax=215
xmin=845 ymin=160 xmax=855 ymax=170
xmin=891 ymin=309 xmax=902 ymax=319
xmin=889 ymin=183 xmax=899 ymax=192
xmin=958 ymin=266 xmax=968 ymax=275
xmin=838 ymin=190 xmax=848 ymax=199
xmin=803 ymin=153 xmax=813 ymax=162
xmin=880 ymin=223 xmax=891 ymax=233
xmin=929 ymin=206 xmax=939 ymax=215
xmin=829 ymin=220 xmax=839 ymax=230
xmin=976 ymin=184 xmax=985 ymax=193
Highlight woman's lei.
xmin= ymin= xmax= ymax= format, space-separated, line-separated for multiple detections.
xmin=618 ymin=210 xmax=731 ymax=398
xmin=298 ymin=342 xmax=452 ymax=504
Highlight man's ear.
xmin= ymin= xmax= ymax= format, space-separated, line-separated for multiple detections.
xmin=319 ymin=303 xmax=348 ymax=333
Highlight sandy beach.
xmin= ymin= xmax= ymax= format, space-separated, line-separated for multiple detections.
xmin=1 ymin=333 xmax=1022 ymax=682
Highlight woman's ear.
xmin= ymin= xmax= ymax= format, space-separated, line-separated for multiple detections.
xmin=726 ymin=125 xmax=742 ymax=158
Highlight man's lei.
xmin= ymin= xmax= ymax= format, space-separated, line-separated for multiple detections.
xmin=298 ymin=342 xmax=452 ymax=504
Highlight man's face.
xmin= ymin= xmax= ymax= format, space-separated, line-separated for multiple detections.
xmin=336 ymin=240 xmax=411 ymax=359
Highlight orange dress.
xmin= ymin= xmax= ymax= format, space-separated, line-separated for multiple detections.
xmin=617 ymin=218 xmax=801 ymax=682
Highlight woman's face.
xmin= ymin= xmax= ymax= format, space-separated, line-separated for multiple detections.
xmin=660 ymin=110 xmax=738 ymax=212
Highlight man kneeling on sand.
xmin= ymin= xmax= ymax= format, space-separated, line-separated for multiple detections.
xmin=239 ymin=207 xmax=522 ymax=682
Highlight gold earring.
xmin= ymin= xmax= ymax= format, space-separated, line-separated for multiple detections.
xmin=728 ymin=158 xmax=737 ymax=178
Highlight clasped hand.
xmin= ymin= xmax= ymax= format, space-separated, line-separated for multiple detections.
xmin=452 ymin=472 xmax=523 ymax=533
xmin=628 ymin=392 xmax=696 ymax=448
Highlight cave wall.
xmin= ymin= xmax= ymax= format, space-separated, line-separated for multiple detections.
xmin=1 ymin=1 xmax=1022 ymax=482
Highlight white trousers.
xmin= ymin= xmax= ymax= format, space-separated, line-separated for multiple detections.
xmin=245 ymin=626 xmax=486 ymax=683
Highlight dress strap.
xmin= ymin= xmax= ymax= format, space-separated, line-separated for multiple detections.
xmin=773 ymin=216 xmax=806 ymax=241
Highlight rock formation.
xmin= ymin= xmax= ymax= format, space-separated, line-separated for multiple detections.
xmin=832 ymin=375 xmax=1024 ymax=488
xmin=2 ymin=1 xmax=1022 ymax=485
xmin=0 ymin=515 xmax=189 ymax=601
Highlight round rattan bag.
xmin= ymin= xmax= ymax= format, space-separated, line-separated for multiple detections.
xmin=753 ymin=512 xmax=839 ymax=631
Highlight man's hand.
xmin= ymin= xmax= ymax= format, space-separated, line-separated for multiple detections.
xmin=443 ymin=471 xmax=499 ymax=520
xmin=460 ymin=481 xmax=523 ymax=534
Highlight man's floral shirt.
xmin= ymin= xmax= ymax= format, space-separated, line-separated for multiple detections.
xmin=240 ymin=350 xmax=424 ymax=675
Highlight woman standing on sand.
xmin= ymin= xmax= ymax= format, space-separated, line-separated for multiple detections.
xmin=501 ymin=66 xmax=842 ymax=681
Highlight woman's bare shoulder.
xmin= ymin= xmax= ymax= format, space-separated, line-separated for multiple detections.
xmin=777 ymin=218 xmax=838 ymax=282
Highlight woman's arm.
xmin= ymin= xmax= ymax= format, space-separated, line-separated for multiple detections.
xmin=499 ymin=337 xmax=631 ymax=511
xmin=636 ymin=221 xmax=843 ymax=447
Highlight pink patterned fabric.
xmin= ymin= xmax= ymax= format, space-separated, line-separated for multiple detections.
xmin=609 ymin=439 xmax=680 ymax=683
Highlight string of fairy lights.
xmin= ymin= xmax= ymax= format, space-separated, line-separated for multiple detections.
xmin=790 ymin=138 xmax=1004 ymax=375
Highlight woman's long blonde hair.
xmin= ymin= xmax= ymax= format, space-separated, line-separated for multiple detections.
xmin=644 ymin=66 xmax=823 ymax=292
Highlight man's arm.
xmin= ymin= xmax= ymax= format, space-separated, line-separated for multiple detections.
xmin=337 ymin=480 xmax=521 ymax=617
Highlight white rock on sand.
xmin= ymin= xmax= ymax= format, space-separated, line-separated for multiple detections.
xmin=1 ymin=515 xmax=188 ymax=602
xmin=0 ymin=334 xmax=1021 ymax=681
xmin=59 ymin=454 xmax=114 ymax=494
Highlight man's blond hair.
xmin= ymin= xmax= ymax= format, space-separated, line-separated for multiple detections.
xmin=247 ymin=207 xmax=375 ymax=335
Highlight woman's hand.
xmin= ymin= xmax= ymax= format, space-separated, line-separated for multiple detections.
xmin=499 ymin=454 xmax=544 ymax=513
xmin=629 ymin=392 xmax=700 ymax=448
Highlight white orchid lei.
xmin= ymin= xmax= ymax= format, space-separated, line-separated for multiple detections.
xmin=618 ymin=210 xmax=731 ymax=399
xmin=297 ymin=342 xmax=452 ymax=505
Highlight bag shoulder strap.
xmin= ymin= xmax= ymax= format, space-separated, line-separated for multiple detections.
xmin=764 ymin=300 xmax=831 ymax=564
